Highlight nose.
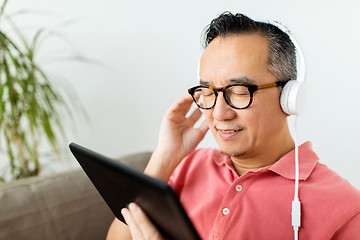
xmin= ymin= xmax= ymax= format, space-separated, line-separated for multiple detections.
xmin=212 ymin=93 xmax=236 ymax=121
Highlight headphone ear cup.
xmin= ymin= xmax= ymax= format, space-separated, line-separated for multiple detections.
xmin=280 ymin=80 xmax=303 ymax=115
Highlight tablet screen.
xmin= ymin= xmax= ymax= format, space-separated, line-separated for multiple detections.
xmin=69 ymin=143 xmax=200 ymax=240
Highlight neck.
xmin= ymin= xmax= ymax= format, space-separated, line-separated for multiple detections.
xmin=231 ymin=129 xmax=295 ymax=176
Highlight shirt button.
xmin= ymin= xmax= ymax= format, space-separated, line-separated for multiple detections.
xmin=222 ymin=208 xmax=230 ymax=215
xmin=235 ymin=185 xmax=243 ymax=192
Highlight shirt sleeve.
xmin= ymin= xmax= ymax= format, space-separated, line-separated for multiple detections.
xmin=332 ymin=212 xmax=360 ymax=239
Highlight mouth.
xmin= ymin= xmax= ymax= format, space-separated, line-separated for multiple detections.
xmin=215 ymin=127 xmax=243 ymax=140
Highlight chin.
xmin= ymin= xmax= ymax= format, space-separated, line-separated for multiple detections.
xmin=218 ymin=144 xmax=247 ymax=158
xmin=221 ymin=151 xmax=246 ymax=158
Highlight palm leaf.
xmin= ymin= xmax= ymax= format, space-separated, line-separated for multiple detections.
xmin=0 ymin=3 xmax=89 ymax=181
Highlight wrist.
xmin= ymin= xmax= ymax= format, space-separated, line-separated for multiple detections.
xmin=144 ymin=149 xmax=181 ymax=181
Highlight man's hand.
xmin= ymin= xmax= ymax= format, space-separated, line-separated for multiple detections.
xmin=107 ymin=95 xmax=207 ymax=239
xmin=122 ymin=203 xmax=164 ymax=240
xmin=145 ymin=94 xmax=209 ymax=180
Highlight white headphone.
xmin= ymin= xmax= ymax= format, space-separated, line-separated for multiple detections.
xmin=271 ymin=21 xmax=307 ymax=116
xmin=266 ymin=21 xmax=306 ymax=240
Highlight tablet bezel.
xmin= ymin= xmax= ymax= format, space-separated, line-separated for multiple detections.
xmin=69 ymin=142 xmax=200 ymax=240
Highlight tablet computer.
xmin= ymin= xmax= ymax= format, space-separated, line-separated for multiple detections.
xmin=69 ymin=142 xmax=200 ymax=240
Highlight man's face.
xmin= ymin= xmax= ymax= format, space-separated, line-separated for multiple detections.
xmin=199 ymin=33 xmax=288 ymax=159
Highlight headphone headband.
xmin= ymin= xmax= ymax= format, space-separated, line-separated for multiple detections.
xmin=270 ymin=20 xmax=306 ymax=83
xmin=264 ymin=20 xmax=306 ymax=115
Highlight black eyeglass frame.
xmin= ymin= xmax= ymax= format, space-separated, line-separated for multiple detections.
xmin=188 ymin=80 xmax=287 ymax=110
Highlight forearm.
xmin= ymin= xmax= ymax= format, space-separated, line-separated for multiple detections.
xmin=144 ymin=149 xmax=182 ymax=181
xmin=106 ymin=218 xmax=132 ymax=240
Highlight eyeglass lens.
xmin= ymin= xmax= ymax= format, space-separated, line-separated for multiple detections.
xmin=193 ymin=85 xmax=251 ymax=109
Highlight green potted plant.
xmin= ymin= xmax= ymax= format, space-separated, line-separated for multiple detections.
xmin=0 ymin=0 xmax=85 ymax=181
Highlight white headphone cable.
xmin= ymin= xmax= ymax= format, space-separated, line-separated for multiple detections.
xmin=292 ymin=116 xmax=301 ymax=240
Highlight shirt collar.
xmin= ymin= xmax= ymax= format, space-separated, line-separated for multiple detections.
xmin=269 ymin=141 xmax=319 ymax=180
xmin=215 ymin=141 xmax=319 ymax=181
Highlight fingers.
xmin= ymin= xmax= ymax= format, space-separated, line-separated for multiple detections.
xmin=188 ymin=109 xmax=209 ymax=135
xmin=168 ymin=95 xmax=209 ymax=142
xmin=122 ymin=203 xmax=164 ymax=240
xmin=170 ymin=94 xmax=203 ymax=124
xmin=199 ymin=119 xmax=210 ymax=134
xmin=188 ymin=107 xmax=202 ymax=124
xmin=121 ymin=207 xmax=143 ymax=239
xmin=167 ymin=94 xmax=194 ymax=117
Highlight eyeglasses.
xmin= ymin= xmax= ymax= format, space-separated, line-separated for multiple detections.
xmin=188 ymin=81 xmax=286 ymax=110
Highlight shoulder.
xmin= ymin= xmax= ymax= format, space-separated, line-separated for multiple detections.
xmin=174 ymin=148 xmax=224 ymax=174
xmin=185 ymin=148 xmax=224 ymax=162
xmin=186 ymin=148 xmax=223 ymax=159
xmin=303 ymin=162 xmax=360 ymax=231
xmin=168 ymin=148 xmax=225 ymax=190
xmin=332 ymin=211 xmax=360 ymax=239
xmin=309 ymin=162 xmax=360 ymax=200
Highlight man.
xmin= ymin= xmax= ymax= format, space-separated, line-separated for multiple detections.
xmin=107 ymin=12 xmax=360 ymax=239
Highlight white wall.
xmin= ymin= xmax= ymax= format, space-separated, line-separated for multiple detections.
xmin=5 ymin=0 xmax=360 ymax=188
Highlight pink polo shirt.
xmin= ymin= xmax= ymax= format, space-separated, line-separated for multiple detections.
xmin=169 ymin=142 xmax=360 ymax=239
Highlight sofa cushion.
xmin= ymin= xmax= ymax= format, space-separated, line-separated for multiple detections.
xmin=0 ymin=151 xmax=152 ymax=240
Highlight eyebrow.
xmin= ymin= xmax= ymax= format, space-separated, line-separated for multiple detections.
xmin=199 ymin=76 xmax=256 ymax=86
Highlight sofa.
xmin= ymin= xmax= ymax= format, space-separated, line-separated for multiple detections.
xmin=0 ymin=151 xmax=152 ymax=240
